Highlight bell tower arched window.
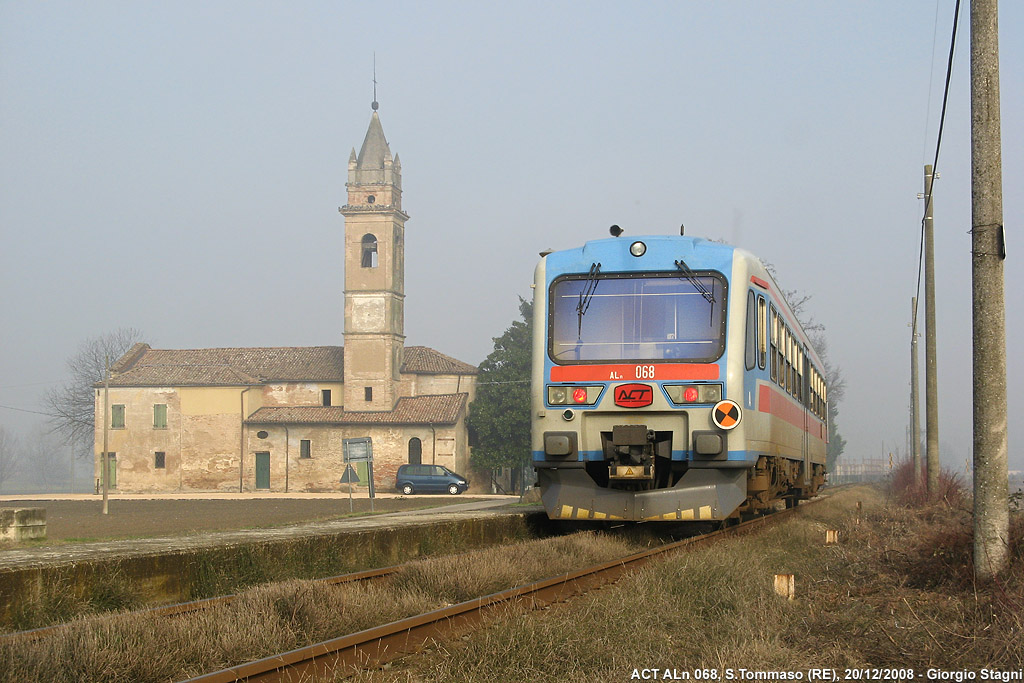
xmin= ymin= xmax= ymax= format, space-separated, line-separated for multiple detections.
xmin=361 ymin=234 xmax=378 ymax=268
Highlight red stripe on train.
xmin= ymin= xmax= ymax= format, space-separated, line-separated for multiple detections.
xmin=550 ymin=364 xmax=720 ymax=382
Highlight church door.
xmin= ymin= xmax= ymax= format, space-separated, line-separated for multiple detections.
xmin=408 ymin=438 xmax=422 ymax=465
xmin=255 ymin=452 xmax=270 ymax=490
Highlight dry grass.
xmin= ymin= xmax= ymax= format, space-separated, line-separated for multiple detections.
xmin=0 ymin=531 xmax=637 ymax=682
xmin=352 ymin=486 xmax=1024 ymax=682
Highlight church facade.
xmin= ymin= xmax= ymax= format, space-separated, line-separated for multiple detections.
xmin=93 ymin=111 xmax=478 ymax=493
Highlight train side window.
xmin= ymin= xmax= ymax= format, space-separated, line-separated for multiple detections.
xmin=786 ymin=329 xmax=794 ymax=395
xmin=745 ymin=291 xmax=756 ymax=371
xmin=798 ymin=350 xmax=806 ymax=405
xmin=769 ymin=307 xmax=778 ymax=383
xmin=780 ymin=328 xmax=788 ymax=393
xmin=757 ymin=296 xmax=767 ymax=370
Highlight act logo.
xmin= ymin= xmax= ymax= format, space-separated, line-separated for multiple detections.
xmin=614 ymin=383 xmax=653 ymax=408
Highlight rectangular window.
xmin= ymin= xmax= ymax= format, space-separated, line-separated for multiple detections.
xmin=321 ymin=389 xmax=332 ymax=407
xmin=744 ymin=290 xmax=757 ymax=371
xmin=111 ymin=404 xmax=125 ymax=429
xmin=757 ymin=296 xmax=767 ymax=370
xmin=364 ymin=387 xmax=373 ymax=401
xmin=154 ymin=451 xmax=165 ymax=469
xmin=300 ymin=439 xmax=311 ymax=459
xmin=769 ymin=307 xmax=778 ymax=383
xmin=153 ymin=404 xmax=167 ymax=429
xmin=549 ymin=271 xmax=727 ymax=364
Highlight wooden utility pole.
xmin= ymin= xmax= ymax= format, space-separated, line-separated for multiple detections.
xmin=910 ymin=298 xmax=922 ymax=486
xmin=923 ymin=165 xmax=940 ymax=493
xmin=102 ymin=356 xmax=110 ymax=515
xmin=970 ymin=0 xmax=1008 ymax=579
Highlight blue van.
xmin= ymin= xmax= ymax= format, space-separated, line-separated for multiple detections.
xmin=395 ymin=464 xmax=469 ymax=495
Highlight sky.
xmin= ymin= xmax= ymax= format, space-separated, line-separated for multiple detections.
xmin=1 ymin=1 xmax=1021 ymax=478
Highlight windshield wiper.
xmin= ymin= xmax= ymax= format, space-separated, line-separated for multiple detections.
xmin=675 ymin=259 xmax=717 ymax=325
xmin=674 ymin=259 xmax=715 ymax=304
xmin=576 ymin=262 xmax=601 ymax=338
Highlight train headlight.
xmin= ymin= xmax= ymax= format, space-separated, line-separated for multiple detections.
xmin=629 ymin=241 xmax=647 ymax=257
xmin=547 ymin=385 xmax=602 ymax=406
xmin=664 ymin=383 xmax=723 ymax=405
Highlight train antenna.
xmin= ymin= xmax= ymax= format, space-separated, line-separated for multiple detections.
xmin=609 ymin=225 xmax=623 ymax=237
xmin=680 ymin=224 xmax=685 ymax=235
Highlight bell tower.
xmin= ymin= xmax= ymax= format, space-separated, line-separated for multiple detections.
xmin=339 ymin=106 xmax=408 ymax=411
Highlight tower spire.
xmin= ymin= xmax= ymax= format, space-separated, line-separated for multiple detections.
xmin=372 ymin=52 xmax=379 ymax=112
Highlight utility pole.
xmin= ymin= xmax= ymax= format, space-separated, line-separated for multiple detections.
xmin=971 ymin=0 xmax=1008 ymax=580
xmin=923 ymin=164 xmax=940 ymax=493
xmin=910 ymin=297 xmax=922 ymax=486
xmin=102 ymin=356 xmax=110 ymax=515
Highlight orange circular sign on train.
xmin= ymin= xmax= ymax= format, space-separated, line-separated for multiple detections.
xmin=712 ymin=399 xmax=742 ymax=430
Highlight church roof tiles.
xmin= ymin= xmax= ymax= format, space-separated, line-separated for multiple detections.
xmin=246 ymin=393 xmax=468 ymax=426
xmin=104 ymin=343 xmax=476 ymax=387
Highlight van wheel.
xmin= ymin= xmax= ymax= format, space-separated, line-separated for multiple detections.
xmin=448 ymin=484 xmax=461 ymax=495
xmin=401 ymin=484 xmax=414 ymax=495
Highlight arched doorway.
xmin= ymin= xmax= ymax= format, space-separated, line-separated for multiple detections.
xmin=408 ymin=437 xmax=422 ymax=465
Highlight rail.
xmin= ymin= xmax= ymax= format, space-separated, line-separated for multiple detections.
xmin=183 ymin=501 xmax=817 ymax=683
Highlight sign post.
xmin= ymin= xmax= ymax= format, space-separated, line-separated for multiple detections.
xmin=343 ymin=437 xmax=374 ymax=513
xmin=339 ymin=464 xmax=360 ymax=512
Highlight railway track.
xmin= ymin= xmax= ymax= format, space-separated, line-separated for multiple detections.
xmin=182 ymin=500 xmax=819 ymax=683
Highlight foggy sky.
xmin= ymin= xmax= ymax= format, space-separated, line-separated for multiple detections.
xmin=1 ymin=1 xmax=1021 ymax=474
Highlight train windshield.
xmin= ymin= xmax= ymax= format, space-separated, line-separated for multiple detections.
xmin=549 ymin=272 xmax=726 ymax=363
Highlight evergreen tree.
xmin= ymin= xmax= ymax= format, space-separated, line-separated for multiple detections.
xmin=467 ymin=299 xmax=532 ymax=492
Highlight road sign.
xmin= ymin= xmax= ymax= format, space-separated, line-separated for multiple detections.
xmin=339 ymin=464 xmax=360 ymax=484
xmin=343 ymin=437 xmax=373 ymax=463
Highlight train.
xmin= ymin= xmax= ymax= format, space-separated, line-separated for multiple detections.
xmin=531 ymin=230 xmax=828 ymax=522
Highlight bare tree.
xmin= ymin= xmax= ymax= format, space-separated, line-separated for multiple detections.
xmin=26 ymin=427 xmax=70 ymax=491
xmin=0 ymin=427 xmax=20 ymax=489
xmin=44 ymin=328 xmax=144 ymax=458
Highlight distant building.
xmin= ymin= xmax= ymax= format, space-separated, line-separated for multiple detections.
xmin=830 ymin=457 xmax=889 ymax=484
xmin=94 ymin=110 xmax=478 ymax=493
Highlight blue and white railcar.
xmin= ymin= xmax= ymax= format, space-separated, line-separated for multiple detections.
xmin=531 ymin=233 xmax=827 ymax=522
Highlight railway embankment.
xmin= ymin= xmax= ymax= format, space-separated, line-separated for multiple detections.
xmin=356 ymin=485 xmax=1023 ymax=681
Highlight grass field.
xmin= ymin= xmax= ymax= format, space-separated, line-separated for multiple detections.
xmin=350 ymin=484 xmax=1023 ymax=682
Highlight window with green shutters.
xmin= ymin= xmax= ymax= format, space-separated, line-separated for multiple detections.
xmin=111 ymin=404 xmax=125 ymax=429
xmin=153 ymin=404 xmax=167 ymax=429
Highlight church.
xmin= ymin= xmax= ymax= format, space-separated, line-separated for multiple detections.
xmin=93 ymin=108 xmax=479 ymax=493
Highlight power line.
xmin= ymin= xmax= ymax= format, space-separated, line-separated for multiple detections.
xmin=0 ymin=403 xmax=57 ymax=419
xmin=914 ymin=0 xmax=962 ymax=334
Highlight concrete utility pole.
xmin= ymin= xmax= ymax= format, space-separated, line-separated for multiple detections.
xmin=923 ymin=165 xmax=940 ymax=493
xmin=970 ymin=0 xmax=1008 ymax=580
xmin=910 ymin=298 xmax=922 ymax=486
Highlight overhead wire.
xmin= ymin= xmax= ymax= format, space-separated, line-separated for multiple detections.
xmin=913 ymin=0 xmax=962 ymax=342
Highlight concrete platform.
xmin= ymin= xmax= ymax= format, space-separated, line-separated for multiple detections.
xmin=0 ymin=497 xmax=539 ymax=628
xmin=0 ymin=497 xmax=520 ymax=571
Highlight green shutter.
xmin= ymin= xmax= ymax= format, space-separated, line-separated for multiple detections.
xmin=154 ymin=404 xmax=167 ymax=429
